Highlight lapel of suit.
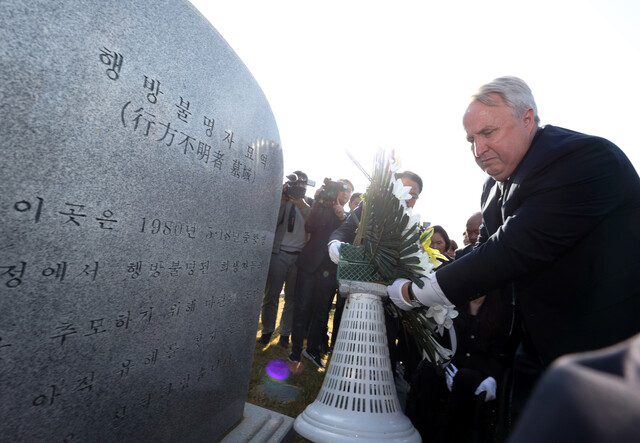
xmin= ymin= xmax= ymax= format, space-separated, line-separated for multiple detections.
xmin=482 ymin=180 xmax=504 ymax=236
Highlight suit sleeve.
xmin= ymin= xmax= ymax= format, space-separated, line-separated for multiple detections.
xmin=329 ymin=202 xmax=362 ymax=244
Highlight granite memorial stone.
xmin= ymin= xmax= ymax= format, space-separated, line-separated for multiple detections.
xmin=0 ymin=0 xmax=282 ymax=441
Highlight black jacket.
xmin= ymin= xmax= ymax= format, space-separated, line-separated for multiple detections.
xmin=329 ymin=202 xmax=361 ymax=245
xmin=437 ymin=125 xmax=640 ymax=365
xmin=297 ymin=204 xmax=345 ymax=274
xmin=509 ymin=332 xmax=640 ymax=443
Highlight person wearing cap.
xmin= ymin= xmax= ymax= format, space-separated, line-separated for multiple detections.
xmin=289 ymin=178 xmax=353 ymax=368
xmin=258 ymin=171 xmax=313 ymax=348
xmin=327 ymin=171 xmax=423 ymax=377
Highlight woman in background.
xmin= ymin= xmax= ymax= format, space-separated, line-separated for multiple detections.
xmin=430 ymin=225 xmax=453 ymax=259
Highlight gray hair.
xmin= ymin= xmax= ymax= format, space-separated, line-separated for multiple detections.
xmin=472 ymin=76 xmax=540 ymax=124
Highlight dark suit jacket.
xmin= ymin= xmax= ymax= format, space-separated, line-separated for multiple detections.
xmin=329 ymin=202 xmax=361 ymax=245
xmin=454 ymin=244 xmax=474 ymax=260
xmin=437 ymin=125 xmax=640 ymax=366
xmin=296 ymin=204 xmax=345 ymax=274
xmin=508 ymin=333 xmax=640 ymax=442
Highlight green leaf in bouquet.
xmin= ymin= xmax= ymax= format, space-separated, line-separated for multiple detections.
xmin=342 ymin=149 xmax=427 ymax=287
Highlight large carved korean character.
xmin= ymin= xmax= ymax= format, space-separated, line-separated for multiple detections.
xmin=13 ymin=197 xmax=43 ymax=223
xmin=58 ymin=203 xmax=87 ymax=226
xmin=175 ymin=96 xmax=191 ymax=123
xmin=95 ymin=209 xmax=118 ymax=230
xmin=41 ymin=262 xmax=67 ymax=282
xmin=99 ymin=47 xmax=123 ymax=80
xmin=142 ymin=75 xmax=163 ymax=104
xmin=0 ymin=261 xmax=27 ymax=288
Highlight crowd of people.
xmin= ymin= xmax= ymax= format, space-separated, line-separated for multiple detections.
xmin=258 ymin=173 xmax=355 ymax=367
xmin=256 ymin=76 xmax=640 ymax=442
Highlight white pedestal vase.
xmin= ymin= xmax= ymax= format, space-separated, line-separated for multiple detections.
xmin=294 ymin=281 xmax=421 ymax=442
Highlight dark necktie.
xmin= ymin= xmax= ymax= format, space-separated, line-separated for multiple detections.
xmin=287 ymin=203 xmax=296 ymax=232
xmin=487 ymin=181 xmax=504 ymax=235
xmin=496 ymin=181 xmax=504 ymax=221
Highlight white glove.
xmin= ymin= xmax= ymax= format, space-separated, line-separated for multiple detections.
xmin=413 ymin=273 xmax=452 ymax=307
xmin=387 ymin=278 xmax=414 ymax=311
xmin=474 ymin=376 xmax=497 ymax=402
xmin=328 ymin=240 xmax=343 ymax=264
xmin=445 ymin=364 xmax=458 ymax=392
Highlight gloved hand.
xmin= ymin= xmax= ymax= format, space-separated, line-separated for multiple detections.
xmin=445 ymin=364 xmax=458 ymax=392
xmin=386 ymin=278 xmax=414 ymax=311
xmin=328 ymin=240 xmax=343 ymax=264
xmin=412 ymin=273 xmax=452 ymax=307
xmin=474 ymin=376 xmax=497 ymax=402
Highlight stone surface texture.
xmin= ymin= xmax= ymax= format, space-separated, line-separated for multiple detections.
xmin=0 ymin=1 xmax=282 ymax=441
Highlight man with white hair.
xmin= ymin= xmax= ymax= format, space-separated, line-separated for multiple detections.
xmin=388 ymin=76 xmax=640 ymax=422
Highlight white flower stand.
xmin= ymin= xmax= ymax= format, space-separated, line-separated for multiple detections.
xmin=294 ymin=281 xmax=421 ymax=442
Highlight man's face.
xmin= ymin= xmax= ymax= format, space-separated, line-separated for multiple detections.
xmin=337 ymin=185 xmax=353 ymax=206
xmin=400 ymin=177 xmax=421 ymax=208
xmin=463 ymin=94 xmax=535 ymax=182
xmin=348 ymin=196 xmax=362 ymax=210
xmin=466 ymin=217 xmax=481 ymax=246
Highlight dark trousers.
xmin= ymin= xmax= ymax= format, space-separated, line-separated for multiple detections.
xmin=510 ymin=340 xmax=545 ymax=429
xmin=291 ymin=267 xmax=338 ymax=355
xmin=406 ymin=363 xmax=487 ymax=443
xmin=330 ymin=291 xmax=346 ymax=348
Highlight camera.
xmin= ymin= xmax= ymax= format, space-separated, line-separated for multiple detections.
xmin=316 ymin=178 xmax=348 ymax=207
xmin=284 ymin=172 xmax=308 ymax=200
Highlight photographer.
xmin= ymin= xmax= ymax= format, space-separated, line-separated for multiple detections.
xmin=258 ymin=171 xmax=314 ymax=348
xmin=288 ymin=178 xmax=353 ymax=368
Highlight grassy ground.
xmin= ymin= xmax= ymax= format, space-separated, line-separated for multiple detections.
xmin=247 ymin=299 xmax=332 ymax=442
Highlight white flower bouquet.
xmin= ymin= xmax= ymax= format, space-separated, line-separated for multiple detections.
xmin=338 ymin=150 xmax=456 ymax=370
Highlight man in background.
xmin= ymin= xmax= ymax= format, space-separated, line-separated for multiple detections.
xmin=289 ymin=178 xmax=353 ymax=368
xmin=258 ymin=171 xmax=313 ymax=348
xmin=455 ymin=211 xmax=482 ymax=260
xmin=328 ymin=171 xmax=423 ymax=377
xmin=348 ymin=192 xmax=362 ymax=212
xmin=329 ymin=171 xmax=422 ymax=248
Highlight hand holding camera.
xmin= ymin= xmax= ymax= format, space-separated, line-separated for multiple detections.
xmin=333 ymin=201 xmax=346 ymax=220
xmin=316 ymin=178 xmax=347 ymax=207
xmin=284 ymin=173 xmax=308 ymax=201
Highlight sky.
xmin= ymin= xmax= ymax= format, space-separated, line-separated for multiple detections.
xmin=189 ymin=0 xmax=640 ymax=246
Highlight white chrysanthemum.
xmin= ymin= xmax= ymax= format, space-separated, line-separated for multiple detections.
xmin=425 ymin=304 xmax=459 ymax=334
xmin=419 ymin=332 xmax=454 ymax=363
xmin=418 ymin=252 xmax=434 ymax=275
xmin=392 ymin=178 xmax=413 ymax=202
xmin=402 ymin=210 xmax=420 ymax=235
xmin=407 ymin=211 xmax=420 ymax=228
xmin=406 ymin=250 xmax=422 ymax=264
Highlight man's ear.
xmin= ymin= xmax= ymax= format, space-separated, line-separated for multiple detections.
xmin=523 ymin=108 xmax=535 ymax=130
